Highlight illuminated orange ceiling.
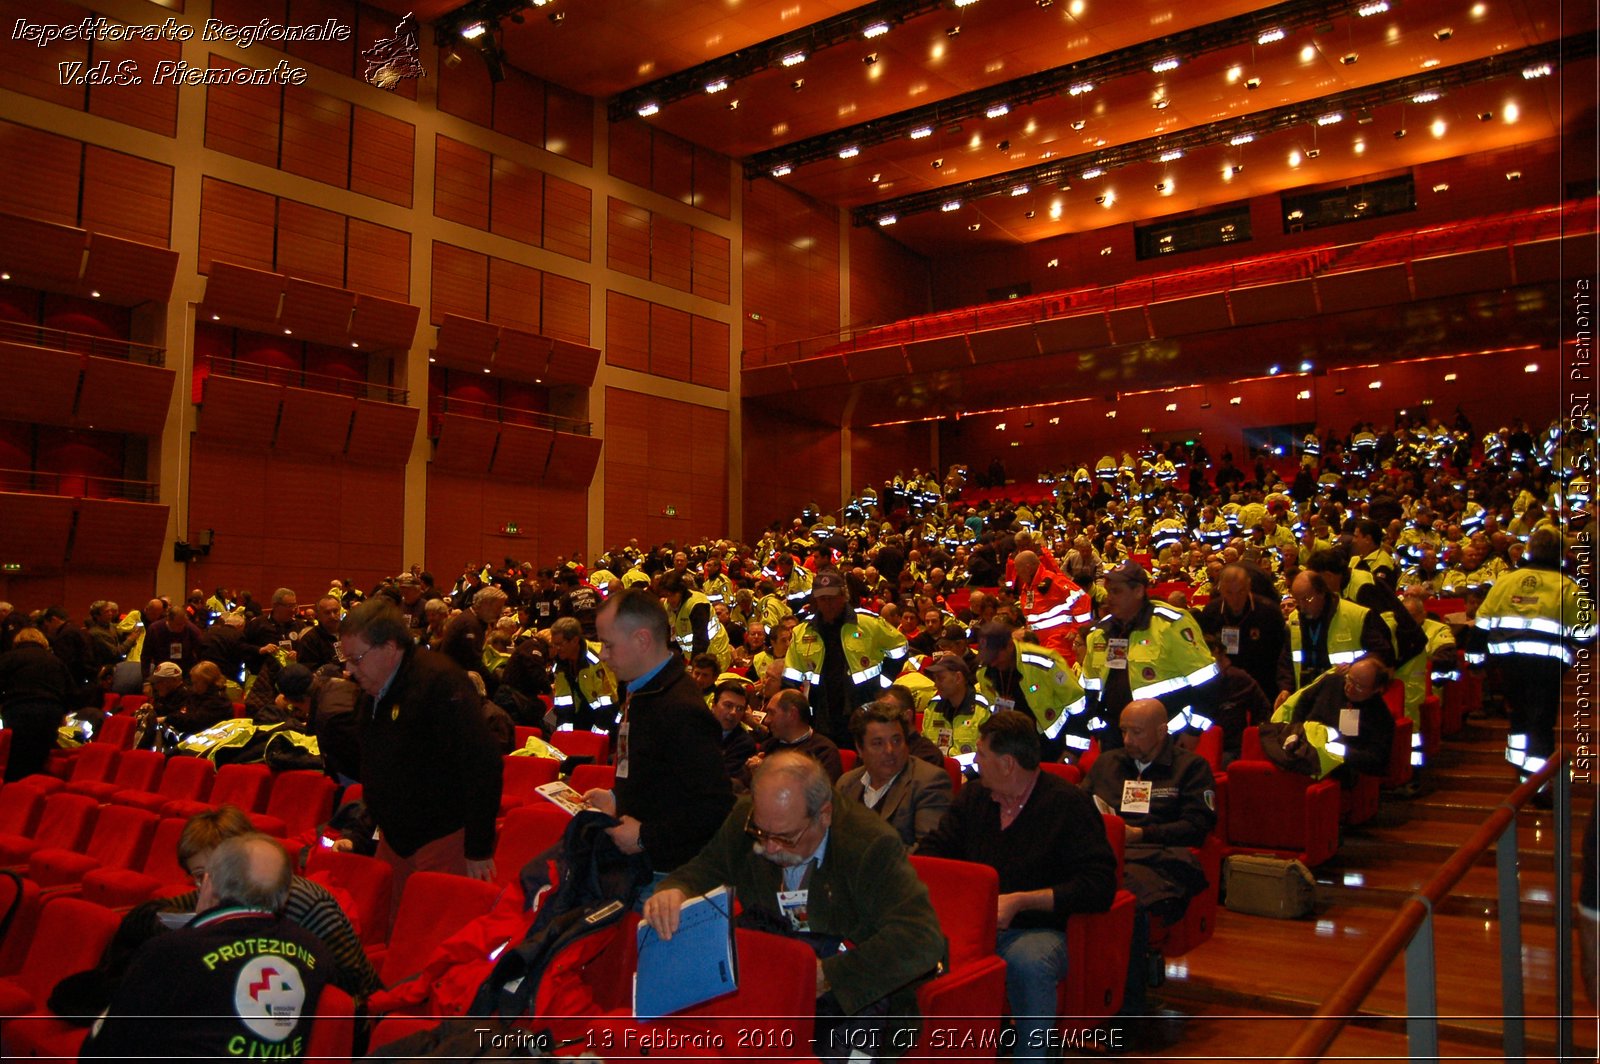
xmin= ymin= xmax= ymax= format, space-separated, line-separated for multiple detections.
xmin=373 ymin=0 xmax=1597 ymax=254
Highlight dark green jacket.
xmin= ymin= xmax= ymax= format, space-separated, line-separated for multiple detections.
xmin=660 ymin=790 xmax=946 ymax=1017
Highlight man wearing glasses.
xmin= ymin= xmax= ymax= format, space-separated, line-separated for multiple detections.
xmin=338 ymin=600 xmax=503 ymax=921
xmin=642 ymin=751 xmax=944 ymax=1062
xmin=1270 ymin=655 xmax=1396 ymax=780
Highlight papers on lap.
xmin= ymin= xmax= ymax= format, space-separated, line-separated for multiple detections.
xmin=634 ymin=886 xmax=738 ymax=1018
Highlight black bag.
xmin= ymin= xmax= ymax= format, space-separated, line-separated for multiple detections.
xmin=469 ymin=809 xmax=653 ymax=1019
xmin=1254 ymin=721 xmax=1321 ymax=776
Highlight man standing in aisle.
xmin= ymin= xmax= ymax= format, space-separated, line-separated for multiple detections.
xmin=338 ymin=600 xmax=501 ymax=919
xmin=783 ymin=570 xmax=909 ymax=749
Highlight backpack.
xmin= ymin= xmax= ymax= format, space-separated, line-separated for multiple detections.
xmin=469 ymin=809 xmax=653 ymax=1019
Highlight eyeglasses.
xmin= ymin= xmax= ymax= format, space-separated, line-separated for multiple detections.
xmin=743 ymin=811 xmax=812 ymax=848
xmin=189 ymin=866 xmax=207 ymax=886
xmin=340 ymin=645 xmax=375 ymax=668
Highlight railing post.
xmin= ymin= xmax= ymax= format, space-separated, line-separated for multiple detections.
xmin=1404 ymin=894 xmax=1439 ymax=1062
xmin=1554 ymin=763 xmax=1572 ymax=1060
xmin=1496 ymin=806 xmax=1525 ymax=1061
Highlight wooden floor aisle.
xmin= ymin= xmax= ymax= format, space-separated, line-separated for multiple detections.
xmin=1065 ymin=713 xmax=1599 ymax=1062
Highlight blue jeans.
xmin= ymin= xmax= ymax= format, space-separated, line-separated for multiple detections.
xmin=997 ymin=927 xmax=1068 ymax=1061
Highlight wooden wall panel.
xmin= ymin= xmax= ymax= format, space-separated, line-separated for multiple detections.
xmin=491 ymin=69 xmax=546 ymax=148
xmin=741 ymin=179 xmax=841 ymax=350
xmin=740 ymin=403 xmax=840 ymax=540
xmin=80 ymin=147 xmax=173 ymax=248
xmin=850 ymin=226 xmax=930 ymax=327
xmin=204 ymin=59 xmax=283 ymax=168
xmin=87 ymin=32 xmax=179 ymax=136
xmin=277 ymin=388 xmax=357 ymax=457
xmin=544 ymin=85 xmax=593 ymax=166
xmin=608 ymin=121 xmax=653 ymax=190
xmin=491 ymin=158 xmax=543 ymax=246
xmin=285 ymin=0 xmax=357 ymax=73
xmin=345 ymin=399 xmax=419 ymax=465
xmin=350 ymin=108 xmax=415 ymax=208
xmin=187 ymin=445 xmax=270 ymax=593
xmin=605 ymin=388 xmax=726 ymax=547
xmin=542 ymin=175 xmax=592 ymax=262
xmin=434 ymin=135 xmax=492 ymax=231
xmin=653 ymin=135 xmax=695 ymax=208
xmin=276 ymin=200 xmax=346 ymax=287
xmin=693 ymin=149 xmax=731 ymax=219
xmin=488 ymin=258 xmax=541 ymax=334
xmin=0 ymin=0 xmax=86 ymax=108
xmin=436 ymin=50 xmax=494 ymax=129
xmin=648 ymin=305 xmax=691 ymax=383
xmin=0 ymin=122 xmax=81 ymax=226
xmin=71 ymin=500 xmax=167 ymax=571
xmin=199 ymin=178 xmax=276 ymax=274
xmin=540 ymin=274 xmax=590 ymax=345
xmin=650 ymin=216 xmax=693 ymax=293
xmin=76 ymin=358 xmax=174 ymax=437
xmin=691 ymin=229 xmax=731 ymax=304
xmin=346 ymin=220 xmax=410 ymax=301
xmin=691 ymin=315 xmax=730 ymax=391
xmin=605 ymin=291 xmax=650 ymax=373
xmin=282 ymin=86 xmax=353 ymax=188
xmin=0 ymin=494 xmax=74 ymax=571
xmin=607 ymin=198 xmax=651 ymax=280
xmin=430 ymin=242 xmax=488 ymax=324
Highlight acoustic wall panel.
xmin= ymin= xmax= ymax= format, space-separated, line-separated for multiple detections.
xmin=276 ymin=388 xmax=357 ymax=457
xmin=345 ymin=399 xmax=420 ymax=466
xmin=76 ymin=358 xmax=175 ymax=437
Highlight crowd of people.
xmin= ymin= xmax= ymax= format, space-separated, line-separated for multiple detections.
xmin=0 ymin=408 xmax=1592 ymax=1057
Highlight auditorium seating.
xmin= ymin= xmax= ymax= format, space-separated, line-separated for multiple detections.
xmin=304 ymin=846 xmax=393 ymax=952
xmin=908 ymin=855 xmax=1009 ymax=1055
xmin=0 ymin=792 xmax=98 ymax=869
xmin=22 ymin=743 xmax=120 ymax=796
xmin=1222 ymin=728 xmax=1341 ymax=868
xmin=0 ymin=897 xmax=121 ymax=1020
xmin=0 ymin=871 xmax=41 ymax=976
xmin=65 ymin=748 xmax=163 ymax=802
xmin=112 ymin=754 xmax=214 ymax=813
xmin=27 ymin=803 xmax=159 ymax=890
xmin=493 ymin=803 xmax=570 ymax=886
xmin=163 ymin=762 xmax=272 ymax=820
xmin=0 ymin=788 xmax=43 ymax=840
xmin=79 ymin=816 xmax=191 ymax=908
xmin=249 ymin=770 xmax=337 ymax=838
xmin=567 ymin=763 xmax=615 ymax=792
xmin=500 ymin=755 xmax=562 ymax=813
xmin=377 ymin=871 xmax=503 ymax=989
xmin=1059 ymin=813 xmax=1136 ymax=1021
xmin=548 ymin=729 xmax=609 ymax=765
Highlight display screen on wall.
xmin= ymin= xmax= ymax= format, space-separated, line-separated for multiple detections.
xmin=1281 ymin=173 xmax=1416 ymax=233
xmin=1135 ymin=204 xmax=1252 ymax=260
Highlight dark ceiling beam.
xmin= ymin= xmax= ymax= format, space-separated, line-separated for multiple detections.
xmin=747 ymin=0 xmax=1362 ymax=179
xmin=608 ymin=0 xmax=950 ymax=122
xmin=851 ymin=34 xmax=1589 ymax=226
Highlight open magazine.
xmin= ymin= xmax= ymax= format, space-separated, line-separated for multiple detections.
xmin=535 ymin=779 xmax=592 ymax=815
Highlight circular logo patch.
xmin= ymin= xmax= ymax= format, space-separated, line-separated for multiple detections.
xmin=1142 ymin=667 xmax=1158 ymax=681
xmin=232 ymin=955 xmax=306 ymax=1042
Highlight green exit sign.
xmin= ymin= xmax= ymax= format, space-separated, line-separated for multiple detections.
xmin=1 ymin=563 xmax=20 ymax=572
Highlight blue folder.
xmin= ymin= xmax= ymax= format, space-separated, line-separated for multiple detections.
xmin=633 ymin=885 xmax=739 ymax=1019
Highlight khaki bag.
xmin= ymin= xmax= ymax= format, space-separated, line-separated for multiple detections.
xmin=1222 ymin=854 xmax=1317 ymax=918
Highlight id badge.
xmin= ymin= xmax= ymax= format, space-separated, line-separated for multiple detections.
xmin=614 ymin=721 xmax=631 ymax=779
xmin=1222 ymin=627 xmax=1241 ymax=655
xmin=1121 ymin=780 xmax=1153 ymax=814
xmin=1338 ymin=708 xmax=1361 ymax=736
xmin=937 ymin=727 xmax=953 ymax=754
xmin=170 ymin=642 xmax=183 ymax=659
xmin=994 ymin=698 xmax=1016 ymax=713
xmin=1106 ymin=638 xmax=1130 ymax=669
xmin=777 ymin=888 xmax=810 ymax=932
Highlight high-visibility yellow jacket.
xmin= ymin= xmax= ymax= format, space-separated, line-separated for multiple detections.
xmin=673 ymin=591 xmax=732 ymax=670
xmin=1081 ymin=603 xmax=1218 ymax=735
xmin=552 ymin=640 xmax=620 ymax=733
xmin=977 ymin=642 xmax=1086 ymax=748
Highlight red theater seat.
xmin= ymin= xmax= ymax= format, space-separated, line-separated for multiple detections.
xmin=909 ymin=855 xmax=1008 ymax=1052
xmin=0 ymin=872 xmax=41 ymax=976
xmin=500 ymin=755 xmax=561 ymax=813
xmin=377 ymin=871 xmax=501 ymax=988
xmin=493 ymin=803 xmax=570 ymax=886
xmin=250 ymin=770 xmax=337 ymax=839
xmin=113 ymin=754 xmax=214 ymax=813
xmin=1222 ymin=728 xmax=1340 ymax=868
xmin=567 ymin=763 xmax=615 ymax=793
xmin=28 ymin=803 xmax=158 ymax=889
xmin=548 ymin=729 xmax=609 ymax=765
xmin=80 ymin=816 xmax=191 ymax=908
xmin=0 ymin=792 xmax=99 ymax=869
xmin=164 ymin=762 xmax=271 ymax=819
xmin=66 ymin=748 xmax=163 ymax=802
xmin=304 ymin=846 xmax=393 ymax=950
xmin=1058 ymin=814 xmax=1136 ymax=1021
xmin=0 ymin=898 xmax=120 ymax=1019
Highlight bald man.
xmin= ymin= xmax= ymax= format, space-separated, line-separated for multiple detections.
xmin=1081 ymin=699 xmax=1217 ymax=1018
xmin=1271 ymin=656 xmax=1396 ymax=780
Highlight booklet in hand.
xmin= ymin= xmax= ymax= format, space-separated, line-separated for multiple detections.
xmin=633 ymin=885 xmax=738 ymax=1019
xmin=535 ymin=780 xmax=591 ymax=816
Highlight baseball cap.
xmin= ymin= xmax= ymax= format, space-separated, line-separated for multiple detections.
xmin=276 ymin=663 xmax=314 ymax=699
xmin=811 ymin=570 xmax=847 ymax=597
xmin=1105 ymin=562 xmax=1150 ymax=588
xmin=151 ymin=662 xmax=183 ymax=679
xmin=975 ymin=621 xmax=1016 ymax=666
xmin=923 ymin=654 xmax=973 ymax=682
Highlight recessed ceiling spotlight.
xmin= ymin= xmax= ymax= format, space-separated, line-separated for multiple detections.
xmin=90 ymin=290 xmax=100 ymax=298
xmin=1229 ymin=133 xmax=1255 ymax=145
xmin=877 ymin=214 xmax=897 ymax=226
xmin=547 ymin=11 xmax=563 ymax=22
xmin=1068 ymin=81 xmax=1094 ymax=96
xmin=1154 ymin=181 xmax=1166 ymax=190
xmin=863 ymin=53 xmax=878 ymax=64
xmin=1081 ymin=167 xmax=1103 ymax=179
xmin=1009 ymin=184 xmax=1030 ymax=196
xmin=770 ymin=164 xmax=792 ymax=176
xmin=1151 ymin=57 xmax=1180 ymax=73
xmin=1340 ymin=52 xmax=1358 ymax=64
xmin=1435 ymin=27 xmax=1453 ymax=39
xmin=1046 ymin=258 xmax=1059 ymax=267
xmin=985 ymin=102 xmax=1010 ymax=118
xmin=792 ymin=78 xmax=804 ymax=90
xmin=838 ymin=145 xmax=860 ymax=158
xmin=1506 ymin=170 xmax=1522 ymax=181
xmin=1394 ymin=128 xmax=1407 ymax=138
xmin=1411 ymin=91 xmax=1440 ymax=103
xmin=1070 ymin=119 xmax=1086 ymax=130
xmin=1024 ymin=209 xmax=1035 ymax=218
xmin=945 ymin=25 xmax=961 ymax=37
xmin=1246 ymin=77 xmax=1261 ymax=89
xmin=1157 ymin=149 xmax=1184 ymax=162
xmin=967 ymin=222 xmax=981 ymax=231
xmin=704 ymin=78 xmax=728 ymax=93
xmin=997 ymin=139 xmax=1010 ymax=151
xmin=1522 ymin=63 xmax=1552 ymax=79
xmin=1153 ymin=98 xmax=1169 ymax=109
xmin=931 ymin=158 xmax=943 ymax=168
xmin=1356 ymin=0 xmax=1388 ymax=15
xmin=1305 ymin=148 xmax=1320 ymax=158
xmin=726 ymin=98 xmax=739 ymax=110
xmin=1317 ymin=112 xmax=1343 ymax=125
xmin=781 ymin=51 xmax=806 ymax=67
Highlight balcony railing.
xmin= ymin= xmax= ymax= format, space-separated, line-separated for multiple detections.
xmin=0 ymin=320 xmax=165 ymax=365
xmin=205 ymin=355 xmax=408 ymax=405
xmin=0 ymin=467 xmax=159 ymax=503
xmin=432 ymin=396 xmax=592 ymax=436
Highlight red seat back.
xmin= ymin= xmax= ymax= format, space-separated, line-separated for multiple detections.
xmin=548 ymin=729 xmax=609 ymax=765
xmin=0 ymin=871 xmax=41 ymax=975
xmin=67 ymin=744 xmax=119 ymax=784
xmin=304 ymin=847 xmax=394 ymax=948
xmin=31 ymin=793 xmax=101 ymax=853
xmin=84 ymin=804 xmax=161 ymax=869
xmin=10 ymin=898 xmax=121 ymax=1004
xmin=264 ymin=771 xmax=337 ymax=838
xmin=493 ymin=804 xmax=570 ymax=885
xmin=1040 ymin=761 xmax=1081 ymax=785
xmin=141 ymin=817 xmax=191 ymax=881
xmin=838 ymin=748 xmax=858 ymax=774
xmin=209 ymin=763 xmax=273 ymax=812
xmin=157 ymin=755 xmax=215 ymax=801
xmin=910 ymin=855 xmax=998 ymax=967
xmin=567 ymin=763 xmax=615 ymax=793
xmin=305 ymin=984 xmax=354 ymax=1060
xmin=501 ymin=755 xmax=561 ymax=808
xmin=108 ymin=749 xmax=165 ymax=791
xmin=0 ymin=787 xmax=43 ymax=837
xmin=380 ymin=872 xmax=501 ymax=986
xmin=96 ymin=713 xmax=139 ymax=751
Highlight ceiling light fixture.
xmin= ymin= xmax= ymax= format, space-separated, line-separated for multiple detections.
xmin=1157 ymin=149 xmax=1183 ymax=162
xmin=1356 ymin=1 xmax=1388 ymax=15
xmin=1153 ymin=98 xmax=1169 ymax=109
xmin=704 ymin=78 xmax=728 ymax=93
xmin=862 ymin=21 xmax=890 ymax=38
xmin=1009 ymin=184 xmax=1031 ymax=196
xmin=838 ymin=145 xmax=860 ymax=158
xmin=1068 ymin=81 xmax=1094 ymax=95
xmin=636 ymin=101 xmax=659 ymax=116
xmin=1246 ymin=77 xmax=1262 ymax=89
xmin=1151 ymin=57 xmax=1180 ymax=73
xmin=877 ymin=214 xmax=897 ymax=226
xmin=1411 ymin=91 xmax=1440 ymax=103
xmin=1081 ymin=167 xmax=1103 ymax=179
xmin=986 ymin=102 xmax=1011 ymax=118
xmin=1317 ymin=111 xmax=1343 ymax=124
xmin=459 ymin=21 xmax=488 ymax=39
xmin=941 ymin=199 xmax=962 ymax=211
xmin=1230 ymin=133 xmax=1255 ymax=145
xmin=1522 ymin=63 xmax=1552 ymax=78
xmin=1070 ymin=119 xmax=1086 ymax=130
xmin=1257 ymin=27 xmax=1286 ymax=44
xmin=770 ymin=163 xmax=792 ymax=176
xmin=909 ymin=125 xmax=934 ymax=139
xmin=780 ymin=51 xmax=807 ymax=66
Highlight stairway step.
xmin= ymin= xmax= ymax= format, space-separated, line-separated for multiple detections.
xmin=1312 ymin=856 xmax=1560 ymax=921
xmin=1346 ymin=811 xmax=1582 ymax=864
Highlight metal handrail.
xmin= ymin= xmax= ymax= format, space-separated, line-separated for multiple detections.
xmin=1278 ymin=751 xmax=1571 ymax=1063
xmin=0 ymin=320 xmax=166 ymax=365
xmin=0 ymin=467 xmax=160 ymax=503
xmin=206 ymin=355 xmax=408 ymax=405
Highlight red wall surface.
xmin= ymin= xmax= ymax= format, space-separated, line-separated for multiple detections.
xmin=742 ymin=404 xmax=841 ymax=539
xmin=425 ymin=473 xmax=589 ymax=575
xmin=604 ymin=387 xmax=727 ymax=552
